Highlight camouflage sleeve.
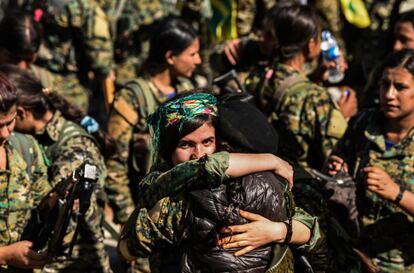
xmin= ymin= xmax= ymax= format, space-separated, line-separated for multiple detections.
xmin=119 ymin=196 xmax=189 ymax=258
xmin=299 ymin=87 xmax=347 ymax=163
xmin=47 ymin=135 xmax=107 ymax=252
xmin=68 ymin=0 xmax=113 ymax=77
xmin=137 ymin=152 xmax=230 ymax=209
xmin=49 ymin=136 xmax=107 ymax=192
xmin=292 ymin=207 xmax=325 ymax=253
xmin=105 ymin=87 xmax=138 ymax=224
xmin=27 ymin=136 xmax=51 ymax=206
xmin=292 ymin=206 xmax=328 ymax=272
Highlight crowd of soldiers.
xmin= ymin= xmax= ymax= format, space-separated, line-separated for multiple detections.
xmin=0 ymin=0 xmax=413 ymax=273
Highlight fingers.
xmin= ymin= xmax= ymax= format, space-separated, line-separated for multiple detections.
xmin=235 ymin=246 xmax=256 ymax=257
xmin=327 ymin=155 xmax=344 ymax=173
xmin=363 ymin=167 xmax=384 ymax=182
xmin=367 ymin=185 xmax=380 ymax=193
xmin=239 ymin=210 xmax=264 ymax=221
xmin=27 ymin=250 xmax=47 ymax=261
xmin=224 ymin=40 xmax=240 ymax=65
xmin=219 ymin=224 xmax=247 ymax=234
xmin=274 ymin=160 xmax=294 ymax=187
xmin=217 ymin=234 xmax=247 ymax=246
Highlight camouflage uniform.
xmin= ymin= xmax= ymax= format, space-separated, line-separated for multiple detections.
xmin=260 ymin=63 xmax=348 ymax=170
xmin=0 ymin=132 xmax=51 ymax=271
xmin=106 ymin=75 xmax=193 ymax=224
xmin=120 ymin=152 xmax=323 ymax=273
xmin=23 ymin=0 xmax=113 ymax=114
xmin=333 ymin=110 xmax=414 ymax=273
xmin=34 ymin=111 xmax=112 ymax=273
xmin=97 ymin=0 xmax=164 ymax=84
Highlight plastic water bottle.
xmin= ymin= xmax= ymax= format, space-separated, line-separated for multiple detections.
xmin=320 ymin=31 xmax=344 ymax=84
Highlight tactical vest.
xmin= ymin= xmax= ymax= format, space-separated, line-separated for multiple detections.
xmin=123 ymin=78 xmax=158 ymax=177
xmin=44 ymin=118 xmax=96 ymax=164
xmin=8 ymin=132 xmax=38 ymax=177
xmin=266 ymin=72 xmax=347 ymax=169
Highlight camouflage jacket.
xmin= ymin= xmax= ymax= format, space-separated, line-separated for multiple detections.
xmin=333 ymin=110 xmax=414 ymax=273
xmin=98 ymin=0 xmax=165 ymax=82
xmin=0 ymin=133 xmax=50 ymax=270
xmin=120 ymin=152 xmax=323 ymax=273
xmin=262 ymin=63 xmax=347 ymax=170
xmin=106 ymin=75 xmax=193 ymax=224
xmin=27 ymin=0 xmax=113 ymax=78
xmin=34 ymin=111 xmax=112 ymax=273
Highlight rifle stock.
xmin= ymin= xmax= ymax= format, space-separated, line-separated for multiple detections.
xmin=22 ymin=163 xmax=97 ymax=256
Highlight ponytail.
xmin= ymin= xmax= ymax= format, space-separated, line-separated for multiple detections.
xmin=0 ymin=65 xmax=116 ymax=157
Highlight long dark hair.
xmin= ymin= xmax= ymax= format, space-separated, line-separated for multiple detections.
xmin=0 ymin=11 xmax=41 ymax=63
xmin=0 ymin=72 xmax=17 ymax=113
xmin=0 ymin=65 xmax=115 ymax=157
xmin=273 ymin=4 xmax=320 ymax=61
xmin=143 ymin=18 xmax=198 ymax=75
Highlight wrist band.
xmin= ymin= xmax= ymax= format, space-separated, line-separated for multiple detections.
xmin=394 ymin=185 xmax=405 ymax=204
xmin=282 ymin=221 xmax=292 ymax=245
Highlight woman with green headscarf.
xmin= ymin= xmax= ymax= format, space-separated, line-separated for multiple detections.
xmin=119 ymin=92 xmax=322 ymax=272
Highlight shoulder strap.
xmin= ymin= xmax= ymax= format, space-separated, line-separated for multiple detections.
xmin=47 ymin=120 xmax=95 ymax=159
xmin=272 ymin=74 xmax=308 ymax=110
xmin=8 ymin=133 xmax=36 ymax=176
xmin=125 ymin=78 xmax=157 ymax=131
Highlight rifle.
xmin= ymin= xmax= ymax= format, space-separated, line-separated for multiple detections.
xmin=23 ymin=163 xmax=97 ymax=256
xmin=213 ymin=69 xmax=247 ymax=94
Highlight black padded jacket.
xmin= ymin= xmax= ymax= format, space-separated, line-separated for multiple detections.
xmin=180 ymin=171 xmax=292 ymax=273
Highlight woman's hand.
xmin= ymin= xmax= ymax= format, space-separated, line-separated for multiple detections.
xmin=0 ymin=241 xmax=48 ymax=268
xmin=223 ymin=39 xmax=241 ymax=65
xmin=325 ymin=155 xmax=348 ymax=176
xmin=338 ymin=87 xmax=358 ymax=119
xmin=363 ymin=166 xmax=400 ymax=201
xmin=273 ymin=157 xmax=294 ymax=188
xmin=217 ymin=210 xmax=287 ymax=256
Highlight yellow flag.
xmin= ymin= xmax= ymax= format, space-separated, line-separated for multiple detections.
xmin=340 ymin=0 xmax=371 ymax=28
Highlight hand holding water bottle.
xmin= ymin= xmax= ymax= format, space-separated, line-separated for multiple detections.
xmin=321 ymin=30 xmax=345 ymax=84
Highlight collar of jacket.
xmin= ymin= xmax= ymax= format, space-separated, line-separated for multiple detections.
xmin=44 ymin=110 xmax=65 ymax=142
xmin=364 ymin=112 xmax=414 ymax=157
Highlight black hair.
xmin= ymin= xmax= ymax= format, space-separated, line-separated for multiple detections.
xmin=0 ymin=65 xmax=115 ymax=157
xmin=144 ymin=17 xmax=198 ymax=74
xmin=396 ymin=10 xmax=414 ymax=29
xmin=382 ymin=49 xmax=414 ymax=76
xmin=0 ymin=72 xmax=17 ymax=113
xmin=0 ymin=11 xmax=41 ymax=63
xmin=273 ymin=4 xmax=320 ymax=61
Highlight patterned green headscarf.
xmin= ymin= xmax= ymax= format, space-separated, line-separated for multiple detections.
xmin=148 ymin=93 xmax=218 ymax=152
